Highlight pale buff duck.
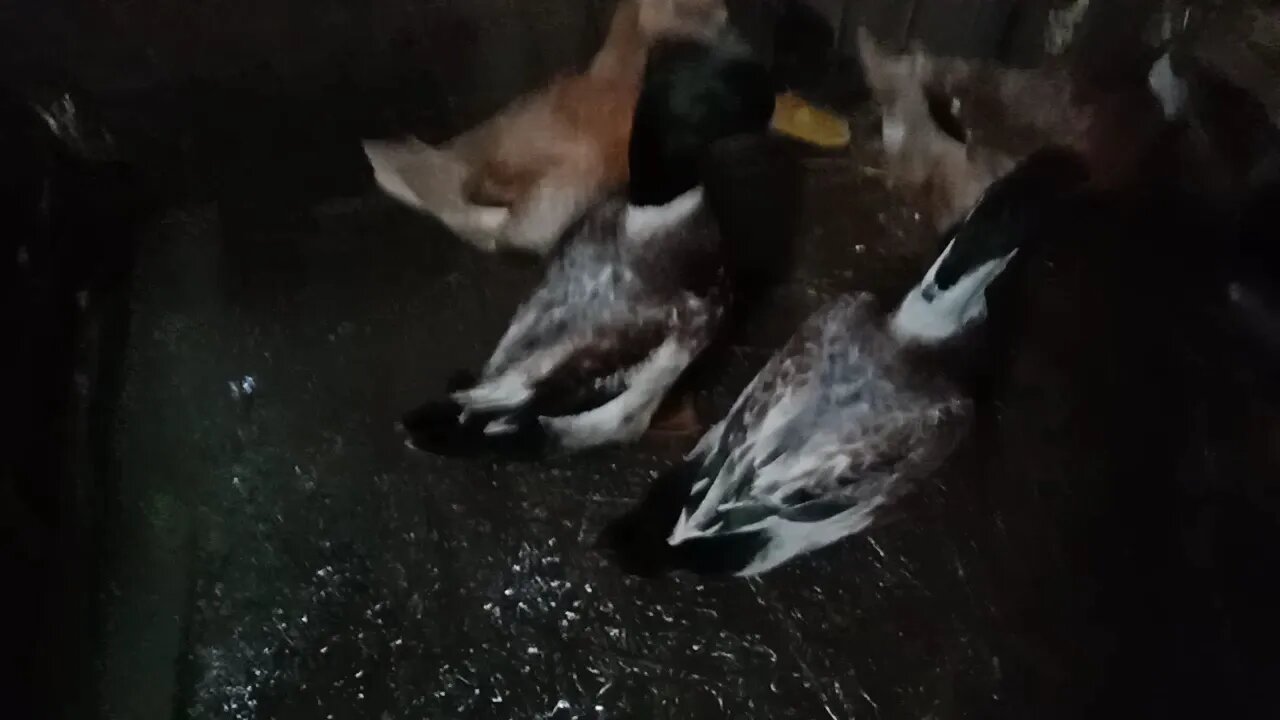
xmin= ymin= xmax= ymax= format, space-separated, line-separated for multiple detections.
xmin=362 ymin=0 xmax=728 ymax=255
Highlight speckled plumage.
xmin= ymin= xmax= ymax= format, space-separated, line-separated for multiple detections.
xmin=669 ymin=294 xmax=969 ymax=575
xmin=403 ymin=189 xmax=729 ymax=454
xmin=482 ymin=193 xmax=724 ymax=389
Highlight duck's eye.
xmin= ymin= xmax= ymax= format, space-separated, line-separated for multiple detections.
xmin=921 ymin=284 xmax=938 ymax=303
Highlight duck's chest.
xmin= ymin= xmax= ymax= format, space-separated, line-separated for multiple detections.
xmin=621 ymin=206 xmax=726 ymax=298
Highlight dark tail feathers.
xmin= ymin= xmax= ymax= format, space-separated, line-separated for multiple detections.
xmin=598 ymin=461 xmax=769 ymax=577
xmin=400 ymin=371 xmax=551 ymax=461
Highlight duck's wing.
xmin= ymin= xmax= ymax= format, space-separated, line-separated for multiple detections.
xmin=668 ymin=294 xmax=967 ymax=575
xmin=400 ymin=307 xmax=684 ymax=458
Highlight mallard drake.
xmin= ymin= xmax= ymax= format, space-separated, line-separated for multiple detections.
xmin=600 ymin=148 xmax=1090 ymax=577
xmin=400 ymin=38 xmax=782 ymax=457
xmin=362 ymin=0 xmax=728 ymax=254
xmin=1228 ymin=160 xmax=1280 ymax=354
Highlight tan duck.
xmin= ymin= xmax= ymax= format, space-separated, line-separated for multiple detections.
xmin=362 ymin=0 xmax=728 ymax=254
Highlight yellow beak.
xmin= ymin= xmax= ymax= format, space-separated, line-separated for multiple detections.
xmin=769 ymin=92 xmax=852 ymax=150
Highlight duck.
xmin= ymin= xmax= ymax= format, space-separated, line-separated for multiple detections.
xmin=1148 ymin=37 xmax=1280 ymax=207
xmin=1139 ymin=34 xmax=1280 ymax=309
xmin=361 ymin=0 xmax=729 ymax=254
xmin=399 ymin=37 xmax=788 ymax=458
xmin=599 ymin=147 xmax=1090 ymax=577
xmin=855 ymin=27 xmax=1016 ymax=232
xmin=856 ymin=26 xmax=1166 ymax=231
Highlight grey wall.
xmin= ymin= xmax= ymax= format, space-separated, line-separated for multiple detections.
xmin=0 ymin=0 xmax=1219 ymax=117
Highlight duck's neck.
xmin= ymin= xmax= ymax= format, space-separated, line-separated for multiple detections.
xmin=589 ymin=0 xmax=649 ymax=82
xmin=888 ymin=234 xmax=1017 ymax=346
xmin=624 ymin=186 xmax=705 ymax=238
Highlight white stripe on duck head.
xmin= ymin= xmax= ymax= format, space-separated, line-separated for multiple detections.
xmin=889 ymin=147 xmax=1091 ymax=346
xmin=623 ymin=35 xmax=775 ymax=237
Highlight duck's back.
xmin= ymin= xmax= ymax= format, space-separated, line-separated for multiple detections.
xmin=675 ymin=295 xmax=968 ymax=562
xmin=482 ymin=196 xmax=724 ymax=380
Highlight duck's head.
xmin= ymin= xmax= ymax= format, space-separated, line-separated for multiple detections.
xmin=890 ymin=147 xmax=1091 ymax=345
xmin=627 ymin=38 xmax=776 ymax=207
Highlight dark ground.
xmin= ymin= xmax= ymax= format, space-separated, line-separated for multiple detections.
xmin=5 ymin=1 xmax=1280 ymax=719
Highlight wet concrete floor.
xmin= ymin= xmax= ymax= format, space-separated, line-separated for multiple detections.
xmin=78 ymin=63 xmax=1280 ymax=720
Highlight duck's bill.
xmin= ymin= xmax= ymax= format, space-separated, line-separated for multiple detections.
xmin=769 ymin=92 xmax=851 ymax=149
